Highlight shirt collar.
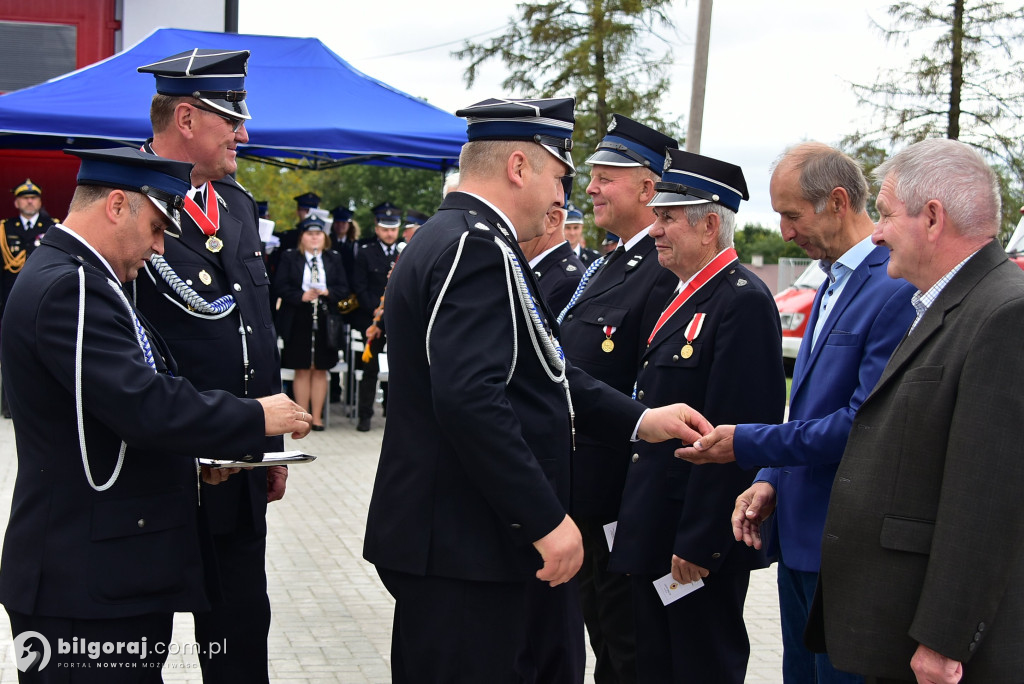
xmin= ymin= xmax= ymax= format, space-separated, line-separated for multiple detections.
xmin=528 ymin=241 xmax=566 ymax=269
xmin=819 ymin=235 xmax=875 ymax=283
xmin=54 ymin=224 xmax=120 ymax=282
xmin=460 ymin=191 xmax=519 ymax=242
xmin=614 ymin=224 xmax=652 ymax=253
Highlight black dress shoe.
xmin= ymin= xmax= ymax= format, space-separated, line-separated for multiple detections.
xmin=357 ymin=418 xmax=371 ymax=432
xmin=311 ymin=424 xmax=325 ymax=432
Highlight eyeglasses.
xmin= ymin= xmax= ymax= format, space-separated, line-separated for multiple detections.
xmin=190 ymin=102 xmax=245 ymax=133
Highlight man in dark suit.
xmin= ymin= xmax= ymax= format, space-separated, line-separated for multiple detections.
xmin=812 ymin=139 xmax=1024 ymax=683
xmin=564 ymin=203 xmax=599 ymax=266
xmin=133 ymin=48 xmax=285 ymax=684
xmin=363 ymin=97 xmax=712 ymax=684
xmin=521 ymin=205 xmax=583 ymax=313
xmin=351 ymin=202 xmax=401 ymax=431
xmin=678 ymin=143 xmax=916 ymax=684
xmin=558 ymin=115 xmax=679 ymax=683
xmin=609 ymin=148 xmax=786 ymax=683
xmin=0 ymin=148 xmax=310 ymax=681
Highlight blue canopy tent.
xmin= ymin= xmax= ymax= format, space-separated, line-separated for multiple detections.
xmin=0 ymin=28 xmax=467 ymax=171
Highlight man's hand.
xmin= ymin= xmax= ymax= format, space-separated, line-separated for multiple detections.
xmin=675 ymin=425 xmax=737 ymax=464
xmin=267 ymin=465 xmax=288 ymax=502
xmin=365 ymin=324 xmax=382 ymax=343
xmin=671 ymin=555 xmax=709 ymax=584
xmin=532 ymin=514 xmax=583 ymax=587
xmin=637 ymin=403 xmax=713 ymax=445
xmin=301 ymin=288 xmax=319 ymax=302
xmin=201 ymin=465 xmax=240 ymax=485
xmin=910 ymin=644 xmax=962 ymax=684
xmin=732 ymin=482 xmax=776 ymax=549
xmin=258 ymin=394 xmax=312 ymax=439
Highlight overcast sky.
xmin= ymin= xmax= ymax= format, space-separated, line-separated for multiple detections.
xmin=238 ymin=0 xmax=913 ymax=227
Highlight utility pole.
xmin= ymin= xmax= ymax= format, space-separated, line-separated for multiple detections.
xmin=686 ymin=0 xmax=713 ymax=153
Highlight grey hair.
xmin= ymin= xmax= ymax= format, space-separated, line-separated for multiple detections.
xmin=874 ymin=138 xmax=1000 ymax=238
xmin=771 ymin=142 xmax=869 ymax=214
xmin=683 ymin=203 xmax=736 ymax=251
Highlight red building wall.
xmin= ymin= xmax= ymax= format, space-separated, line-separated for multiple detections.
xmin=0 ymin=0 xmax=120 ymax=219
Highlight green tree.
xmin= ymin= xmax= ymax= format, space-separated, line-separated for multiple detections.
xmin=237 ymin=161 xmax=447 ymax=239
xmin=454 ymin=0 xmax=684 ymax=248
xmin=845 ymin=0 xmax=1024 ymax=236
xmin=733 ymin=224 xmax=805 ymax=265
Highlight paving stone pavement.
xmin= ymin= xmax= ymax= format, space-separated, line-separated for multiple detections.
xmin=0 ymin=404 xmax=783 ymax=683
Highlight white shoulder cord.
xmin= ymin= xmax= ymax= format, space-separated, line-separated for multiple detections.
xmin=426 ymin=231 xmax=471 ymax=367
xmin=75 ymin=266 xmax=159 ymax=492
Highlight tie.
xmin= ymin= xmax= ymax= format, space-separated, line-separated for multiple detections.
xmin=311 ymin=256 xmax=321 ymax=285
xmin=193 ymin=189 xmax=206 ymax=212
xmin=604 ymin=245 xmax=626 ymax=268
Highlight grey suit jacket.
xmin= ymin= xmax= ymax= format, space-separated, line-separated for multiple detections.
xmin=819 ymin=240 xmax=1024 ymax=682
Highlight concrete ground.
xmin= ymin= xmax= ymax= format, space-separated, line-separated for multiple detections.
xmin=0 ymin=405 xmax=783 ymax=683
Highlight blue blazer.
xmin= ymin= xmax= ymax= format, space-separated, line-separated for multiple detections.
xmin=734 ymin=245 xmax=916 ymax=572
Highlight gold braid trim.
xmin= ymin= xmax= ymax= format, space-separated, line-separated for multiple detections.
xmin=0 ymin=220 xmax=27 ymax=274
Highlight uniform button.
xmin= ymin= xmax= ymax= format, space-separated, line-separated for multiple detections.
xmin=711 ymin=552 xmax=721 ymax=559
xmin=510 ymin=523 xmax=521 ymax=529
xmin=250 ymin=369 xmax=256 ymax=376
xmin=631 ymin=453 xmax=639 ymax=463
xmin=672 ymin=355 xmax=679 ymax=362
xmin=137 ymin=519 xmax=145 ymax=528
xmin=469 ymin=210 xmax=478 ymax=216
xmin=185 ymin=279 xmax=193 ymax=286
xmin=968 ymin=642 xmax=977 ymax=652
xmin=242 ymin=454 xmax=254 ymax=462
xmin=978 ymin=622 xmax=986 ymax=631
xmin=974 ymin=632 xmax=982 ymax=641
xmin=246 ymin=326 xmax=253 ymax=333
xmin=637 ymin=390 xmax=644 ymax=400
xmin=643 ymin=360 xmax=648 ymax=369
xmin=233 ymin=283 xmax=242 ymax=291
xmin=566 ymin=314 xmax=573 ymax=321
xmin=597 ymin=316 xmax=604 ymax=323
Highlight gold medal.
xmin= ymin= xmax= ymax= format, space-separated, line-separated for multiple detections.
xmin=681 ymin=344 xmax=693 ymax=359
xmin=198 ymin=270 xmax=213 ymax=286
xmin=601 ymin=338 xmax=615 ymax=353
xmin=205 ymin=235 xmax=223 ymax=253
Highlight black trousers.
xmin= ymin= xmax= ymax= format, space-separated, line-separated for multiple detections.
xmin=379 ymin=568 xmax=583 ymax=684
xmin=631 ymin=570 xmax=751 ymax=684
xmin=357 ymin=335 xmax=386 ymax=420
xmin=578 ymin=518 xmax=637 ymax=684
xmin=7 ymin=611 xmax=172 ymax=683
xmin=193 ymin=524 xmax=270 ymax=684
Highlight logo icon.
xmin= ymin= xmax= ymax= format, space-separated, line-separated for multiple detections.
xmin=12 ymin=631 xmax=51 ymax=672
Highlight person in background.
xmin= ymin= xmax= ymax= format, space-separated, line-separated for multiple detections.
xmin=351 ymin=201 xmax=401 ymax=432
xmin=563 ymin=202 xmax=599 ymax=267
xmin=273 ymin=215 xmax=350 ymax=431
xmin=520 ymin=205 xmax=583 ymax=314
xmin=0 ymin=178 xmax=60 ymax=419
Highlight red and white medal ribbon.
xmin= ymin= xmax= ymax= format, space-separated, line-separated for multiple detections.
xmin=182 ymin=183 xmax=220 ymax=236
xmin=683 ymin=312 xmax=705 ymax=343
xmin=647 ymin=247 xmax=737 ymax=345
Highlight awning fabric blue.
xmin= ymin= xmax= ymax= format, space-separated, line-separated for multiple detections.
xmin=0 ymin=28 xmax=467 ymax=171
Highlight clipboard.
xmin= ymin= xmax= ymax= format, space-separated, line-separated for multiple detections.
xmin=199 ymin=451 xmax=316 ymax=468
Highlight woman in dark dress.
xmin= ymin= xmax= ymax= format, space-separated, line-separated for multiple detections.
xmin=273 ymin=215 xmax=350 ymax=430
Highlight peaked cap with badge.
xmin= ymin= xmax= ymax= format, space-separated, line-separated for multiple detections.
xmin=13 ymin=179 xmax=42 ymax=198
xmin=297 ymin=215 xmax=326 ymax=233
xmin=294 ymin=192 xmax=321 ymax=210
xmin=650 ymin=148 xmax=750 ymax=212
xmin=137 ymin=48 xmax=251 ymax=121
xmin=372 ymin=202 xmax=402 ymax=228
xmin=404 ymin=210 xmax=430 ymax=227
xmin=564 ymin=203 xmax=584 ymax=225
xmin=456 ymin=97 xmax=577 ymax=172
xmin=586 ymin=114 xmax=678 ymax=171
xmin=66 ymin=147 xmax=192 ymax=236
xmin=331 ymin=206 xmax=353 ymax=223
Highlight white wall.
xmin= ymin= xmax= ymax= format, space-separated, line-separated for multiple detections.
xmin=121 ymin=0 xmax=226 ymax=51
